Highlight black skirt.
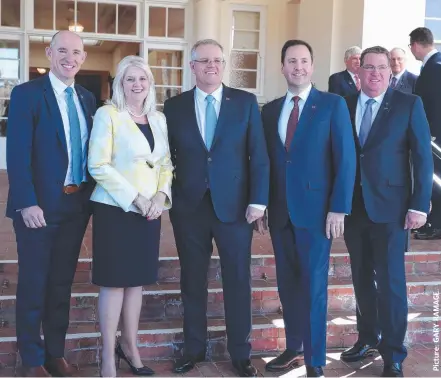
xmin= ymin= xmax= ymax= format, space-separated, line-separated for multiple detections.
xmin=91 ymin=202 xmax=161 ymax=287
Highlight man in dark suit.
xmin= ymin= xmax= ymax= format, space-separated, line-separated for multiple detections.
xmin=340 ymin=46 xmax=433 ymax=377
xmin=389 ymin=47 xmax=418 ymax=94
xmin=409 ymin=27 xmax=441 ymax=240
xmin=328 ymin=46 xmax=362 ymax=96
xmin=163 ymin=39 xmax=269 ymax=377
xmin=258 ymin=39 xmax=356 ymax=378
xmin=6 ymin=31 xmax=96 ymax=377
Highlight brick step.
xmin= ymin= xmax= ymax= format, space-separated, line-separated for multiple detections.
xmin=0 ymin=275 xmax=439 ymax=327
xmin=1 ymin=250 xmax=440 ymax=287
xmin=0 ymin=308 xmax=434 ymax=368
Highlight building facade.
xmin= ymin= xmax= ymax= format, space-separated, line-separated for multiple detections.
xmin=0 ymin=0 xmax=439 ymax=169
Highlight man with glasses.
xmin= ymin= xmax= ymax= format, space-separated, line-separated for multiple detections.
xmin=409 ymin=27 xmax=441 ymax=240
xmin=163 ymin=39 xmax=269 ymax=377
xmin=341 ymin=46 xmax=433 ymax=377
xmin=389 ymin=47 xmax=418 ymax=94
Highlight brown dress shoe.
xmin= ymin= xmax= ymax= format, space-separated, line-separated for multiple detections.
xmin=22 ymin=365 xmax=51 ymax=377
xmin=45 ymin=357 xmax=79 ymax=377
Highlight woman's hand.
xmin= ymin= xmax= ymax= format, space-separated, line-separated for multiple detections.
xmin=146 ymin=192 xmax=166 ymax=220
xmin=133 ymin=194 xmax=151 ymax=217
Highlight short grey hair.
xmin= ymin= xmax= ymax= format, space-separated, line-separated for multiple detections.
xmin=390 ymin=47 xmax=406 ymax=55
xmin=190 ymin=39 xmax=225 ymax=61
xmin=110 ymin=55 xmax=156 ymax=114
xmin=344 ymin=46 xmax=362 ymax=61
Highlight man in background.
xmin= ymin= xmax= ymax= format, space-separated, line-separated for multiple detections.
xmin=389 ymin=47 xmax=418 ymax=94
xmin=328 ymin=46 xmax=362 ymax=96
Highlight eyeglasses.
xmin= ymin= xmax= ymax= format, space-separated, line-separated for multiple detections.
xmin=192 ymin=58 xmax=225 ymax=66
xmin=361 ymin=65 xmax=390 ymax=72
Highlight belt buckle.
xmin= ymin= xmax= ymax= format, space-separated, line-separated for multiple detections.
xmin=63 ymin=184 xmax=82 ymax=194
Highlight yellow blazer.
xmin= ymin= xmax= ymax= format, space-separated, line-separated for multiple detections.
xmin=88 ymin=104 xmax=173 ymax=213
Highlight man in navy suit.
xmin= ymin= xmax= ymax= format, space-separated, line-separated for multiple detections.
xmin=6 ymin=31 xmax=96 ymax=377
xmin=328 ymin=46 xmax=362 ymax=96
xmin=258 ymin=40 xmax=356 ymax=377
xmin=389 ymin=48 xmax=418 ymax=94
xmin=340 ymin=46 xmax=433 ymax=377
xmin=163 ymin=39 xmax=269 ymax=377
xmin=409 ymin=27 xmax=441 ymax=240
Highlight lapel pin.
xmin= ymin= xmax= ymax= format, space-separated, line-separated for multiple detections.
xmin=226 ymin=97 xmax=230 ymax=101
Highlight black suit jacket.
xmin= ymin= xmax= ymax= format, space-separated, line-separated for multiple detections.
xmin=392 ymin=70 xmax=418 ymax=94
xmin=328 ymin=70 xmax=359 ymax=97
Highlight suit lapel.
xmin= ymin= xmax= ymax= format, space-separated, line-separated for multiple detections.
xmin=186 ymin=88 xmax=207 ymax=151
xmin=43 ymin=75 xmax=68 ymax=156
xmin=271 ymin=96 xmax=286 ymax=150
xmin=346 ymin=94 xmax=360 ymax=149
xmin=75 ymin=85 xmax=93 ymax=133
xmin=211 ymin=84 xmax=231 ymax=150
xmin=344 ymin=70 xmax=356 ymax=90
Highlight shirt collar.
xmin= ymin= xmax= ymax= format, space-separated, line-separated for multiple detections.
xmin=393 ymin=69 xmax=406 ymax=81
xmin=347 ymin=70 xmax=358 ymax=81
xmin=286 ymin=83 xmax=312 ymax=103
xmin=359 ymin=89 xmax=386 ymax=106
xmin=195 ymin=85 xmax=223 ymax=103
xmin=49 ymin=71 xmax=75 ymax=96
xmin=422 ymin=49 xmax=438 ymax=67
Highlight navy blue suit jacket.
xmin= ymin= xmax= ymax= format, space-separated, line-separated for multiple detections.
xmin=261 ymin=87 xmax=356 ymax=229
xmin=6 ymin=75 xmax=96 ymax=219
xmin=414 ymin=51 xmax=441 ymax=144
xmin=392 ymin=70 xmax=418 ymax=94
xmin=328 ymin=70 xmax=359 ymax=97
xmin=345 ymin=89 xmax=433 ymax=223
xmin=163 ymin=85 xmax=270 ymax=223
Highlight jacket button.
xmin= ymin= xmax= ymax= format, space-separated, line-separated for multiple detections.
xmin=360 ymin=154 xmax=364 ymax=158
xmin=208 ymin=157 xmax=212 ymax=162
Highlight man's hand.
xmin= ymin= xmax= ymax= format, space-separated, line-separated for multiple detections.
xmin=146 ymin=192 xmax=166 ymax=220
xmin=21 ymin=206 xmax=46 ymax=228
xmin=254 ymin=217 xmax=266 ymax=235
xmin=326 ymin=212 xmax=345 ymax=239
xmin=246 ymin=206 xmax=264 ymax=224
xmin=133 ymin=194 xmax=151 ymax=217
xmin=404 ymin=211 xmax=427 ymax=230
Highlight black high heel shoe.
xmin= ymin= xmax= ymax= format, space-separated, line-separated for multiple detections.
xmin=115 ymin=342 xmax=155 ymax=376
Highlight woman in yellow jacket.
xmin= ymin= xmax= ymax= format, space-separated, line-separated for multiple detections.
xmin=88 ymin=55 xmax=173 ymax=377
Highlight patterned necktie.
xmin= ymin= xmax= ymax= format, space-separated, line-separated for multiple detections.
xmin=65 ymin=87 xmax=83 ymax=185
xmin=390 ymin=76 xmax=397 ymax=88
xmin=354 ymin=74 xmax=361 ymax=91
xmin=359 ymin=98 xmax=375 ymax=147
xmin=285 ymin=96 xmax=300 ymax=151
xmin=205 ymin=94 xmax=217 ymax=150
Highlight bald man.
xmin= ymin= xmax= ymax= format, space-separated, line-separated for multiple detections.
xmin=389 ymin=48 xmax=418 ymax=94
xmin=6 ymin=30 xmax=96 ymax=376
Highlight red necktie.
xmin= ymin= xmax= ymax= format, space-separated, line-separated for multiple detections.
xmin=354 ymin=74 xmax=361 ymax=91
xmin=285 ymin=96 xmax=300 ymax=151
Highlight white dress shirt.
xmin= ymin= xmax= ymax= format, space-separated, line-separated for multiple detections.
xmin=49 ymin=71 xmax=88 ymax=185
xmin=356 ymin=90 xmax=426 ymax=216
xmin=194 ymin=85 xmax=265 ymax=211
xmin=422 ymin=49 xmax=438 ymax=68
xmin=278 ymin=84 xmax=312 ymax=144
xmin=347 ymin=70 xmax=358 ymax=86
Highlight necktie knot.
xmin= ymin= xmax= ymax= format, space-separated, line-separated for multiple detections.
xmin=292 ymin=96 xmax=300 ymax=106
xmin=65 ymin=87 xmax=74 ymax=96
xmin=365 ymin=98 xmax=375 ymax=107
xmin=206 ymin=94 xmax=215 ymax=104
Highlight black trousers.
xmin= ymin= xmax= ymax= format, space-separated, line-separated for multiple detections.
xmin=170 ymin=192 xmax=253 ymax=360
xmin=344 ymin=201 xmax=408 ymax=364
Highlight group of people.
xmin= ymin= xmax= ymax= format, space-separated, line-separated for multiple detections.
xmin=5 ymin=25 xmax=439 ymax=378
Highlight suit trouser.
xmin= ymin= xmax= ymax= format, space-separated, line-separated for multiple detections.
xmin=429 ymin=158 xmax=441 ymax=228
xmin=344 ymin=205 xmax=408 ymax=364
xmin=14 ymin=192 xmax=90 ymax=367
xmin=170 ymin=191 xmax=253 ymax=360
xmin=270 ymin=220 xmax=331 ymax=367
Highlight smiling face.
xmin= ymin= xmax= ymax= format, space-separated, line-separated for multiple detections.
xmin=359 ymin=52 xmax=391 ymax=98
xmin=122 ymin=66 xmax=150 ymax=107
xmin=390 ymin=48 xmax=406 ymax=75
xmin=45 ymin=31 xmax=87 ymax=85
xmin=281 ymin=44 xmax=313 ymax=93
xmin=190 ymin=43 xmax=225 ymax=93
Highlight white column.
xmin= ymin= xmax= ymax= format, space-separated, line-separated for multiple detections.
xmin=194 ymin=0 xmax=222 ymax=42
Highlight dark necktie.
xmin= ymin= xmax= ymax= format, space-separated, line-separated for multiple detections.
xmin=390 ymin=76 xmax=397 ymax=88
xmin=285 ymin=96 xmax=300 ymax=151
xmin=65 ymin=87 xmax=83 ymax=185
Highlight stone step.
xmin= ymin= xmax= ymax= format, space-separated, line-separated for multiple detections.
xmin=0 ymin=308 xmax=434 ymax=368
xmin=0 ymin=275 xmax=439 ymax=327
xmin=0 ymin=250 xmax=440 ymax=287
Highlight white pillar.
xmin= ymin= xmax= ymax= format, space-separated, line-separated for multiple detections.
xmin=194 ymin=0 xmax=222 ymax=42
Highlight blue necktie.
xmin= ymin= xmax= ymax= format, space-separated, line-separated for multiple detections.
xmin=205 ymin=94 xmax=217 ymax=150
xmin=65 ymin=87 xmax=83 ymax=185
xmin=359 ymin=98 xmax=375 ymax=147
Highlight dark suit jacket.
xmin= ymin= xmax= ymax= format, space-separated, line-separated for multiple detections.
xmin=163 ymin=84 xmax=270 ymax=223
xmin=328 ymin=70 xmax=359 ymax=97
xmin=6 ymin=75 xmax=96 ymax=219
xmin=261 ymin=87 xmax=356 ymax=229
xmin=345 ymin=88 xmax=433 ymax=223
xmin=414 ymin=51 xmax=441 ymax=145
xmin=392 ymin=70 xmax=418 ymax=94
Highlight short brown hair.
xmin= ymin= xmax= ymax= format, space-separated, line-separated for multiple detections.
xmin=360 ymin=46 xmax=390 ymax=66
xmin=409 ymin=27 xmax=434 ymax=46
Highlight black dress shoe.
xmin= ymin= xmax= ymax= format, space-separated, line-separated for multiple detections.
xmin=306 ymin=366 xmax=324 ymax=377
xmin=414 ymin=227 xmax=441 ymax=240
xmin=382 ymin=363 xmax=403 ymax=377
xmin=265 ymin=349 xmax=304 ymax=372
xmin=173 ymin=352 xmax=205 ymax=374
xmin=232 ymin=359 xmax=257 ymax=377
xmin=340 ymin=342 xmax=377 ymax=362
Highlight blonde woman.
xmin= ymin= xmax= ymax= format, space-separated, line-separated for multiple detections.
xmin=88 ymin=55 xmax=173 ymax=377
